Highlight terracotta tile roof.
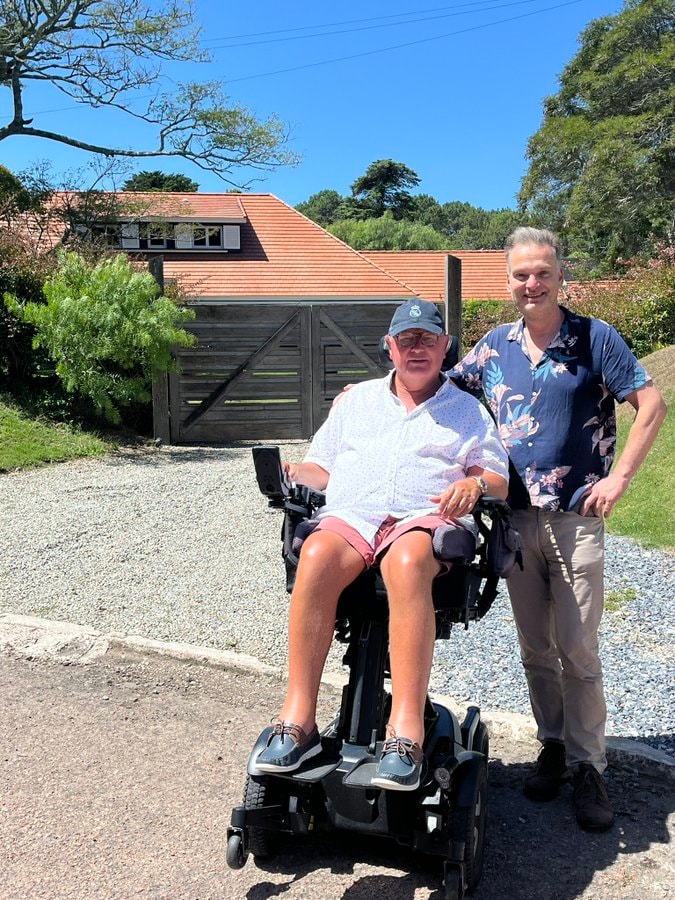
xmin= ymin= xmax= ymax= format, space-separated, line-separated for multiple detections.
xmin=115 ymin=192 xmax=247 ymax=221
xmin=33 ymin=191 xmax=418 ymax=299
xmin=27 ymin=191 xmax=249 ymax=250
xmin=161 ymin=195 xmax=417 ymax=299
xmin=361 ymin=250 xmax=511 ymax=301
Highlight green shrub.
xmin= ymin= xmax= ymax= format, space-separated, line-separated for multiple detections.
xmin=5 ymin=251 xmax=196 ymax=424
xmin=460 ymin=244 xmax=675 ymax=358
xmin=0 ymin=232 xmax=54 ymax=387
xmin=328 ymin=211 xmax=450 ymax=250
xmin=565 ymin=244 xmax=675 ymax=357
xmin=461 ymin=299 xmax=515 ymax=350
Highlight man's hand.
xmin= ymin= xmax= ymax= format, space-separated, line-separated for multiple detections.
xmin=580 ymin=473 xmax=631 ymax=518
xmin=331 ymin=383 xmax=356 ymax=409
xmin=282 ymin=461 xmax=330 ymax=491
xmin=282 ymin=461 xmax=301 ymax=484
xmin=430 ymin=478 xmax=483 ymax=519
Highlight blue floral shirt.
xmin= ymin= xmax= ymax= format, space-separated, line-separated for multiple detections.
xmin=449 ymin=306 xmax=650 ymax=511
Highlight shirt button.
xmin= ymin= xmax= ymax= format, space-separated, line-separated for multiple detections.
xmin=527 ymin=442 xmax=533 ymax=447
xmin=525 ymin=467 xmax=531 ymax=473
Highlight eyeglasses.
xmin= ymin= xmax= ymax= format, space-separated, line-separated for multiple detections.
xmin=394 ymin=332 xmax=442 ymax=349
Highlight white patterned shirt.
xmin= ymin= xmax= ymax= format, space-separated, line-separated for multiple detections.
xmin=304 ymin=371 xmax=509 ymax=545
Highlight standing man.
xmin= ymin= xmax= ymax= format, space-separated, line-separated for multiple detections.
xmin=450 ymin=227 xmax=667 ymax=831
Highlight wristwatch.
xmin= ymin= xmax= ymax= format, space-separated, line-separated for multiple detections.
xmin=471 ymin=475 xmax=489 ymax=495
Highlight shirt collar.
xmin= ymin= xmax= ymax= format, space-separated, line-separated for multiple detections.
xmin=388 ymin=369 xmax=450 ymax=401
xmin=507 ymin=305 xmax=578 ymax=349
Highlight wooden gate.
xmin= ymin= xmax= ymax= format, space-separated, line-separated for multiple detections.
xmin=157 ymin=302 xmax=405 ymax=443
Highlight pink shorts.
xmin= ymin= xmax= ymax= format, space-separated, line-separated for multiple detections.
xmin=314 ymin=514 xmax=455 ymax=569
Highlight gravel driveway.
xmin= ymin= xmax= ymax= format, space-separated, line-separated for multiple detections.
xmin=2 ymin=443 xmax=673 ymax=758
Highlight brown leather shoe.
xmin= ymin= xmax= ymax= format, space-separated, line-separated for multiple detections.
xmin=523 ymin=740 xmax=567 ymax=801
xmin=572 ymin=764 xmax=615 ymax=831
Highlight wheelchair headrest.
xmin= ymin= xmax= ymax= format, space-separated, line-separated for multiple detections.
xmin=377 ymin=334 xmax=460 ymax=372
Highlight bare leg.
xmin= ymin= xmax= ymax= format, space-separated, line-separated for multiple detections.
xmin=277 ymin=530 xmax=365 ymax=734
xmin=379 ymin=530 xmax=440 ymax=746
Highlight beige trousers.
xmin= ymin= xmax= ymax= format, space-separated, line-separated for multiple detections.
xmin=507 ymin=508 xmax=607 ymax=773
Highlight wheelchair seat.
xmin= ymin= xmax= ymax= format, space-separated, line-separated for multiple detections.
xmin=275 ymin=471 xmax=517 ymax=635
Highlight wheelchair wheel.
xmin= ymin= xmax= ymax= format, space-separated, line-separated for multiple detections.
xmin=442 ymin=864 xmax=463 ymax=900
xmin=451 ymin=762 xmax=487 ymax=893
xmin=472 ymin=721 xmax=490 ymax=767
xmin=226 ymin=832 xmax=247 ymax=869
xmin=243 ymin=774 xmax=282 ymax=859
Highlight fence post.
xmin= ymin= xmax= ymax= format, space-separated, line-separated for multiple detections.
xmin=148 ymin=256 xmax=171 ymax=444
xmin=446 ymin=255 xmax=462 ymax=351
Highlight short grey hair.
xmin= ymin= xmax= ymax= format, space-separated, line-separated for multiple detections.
xmin=504 ymin=227 xmax=562 ymax=269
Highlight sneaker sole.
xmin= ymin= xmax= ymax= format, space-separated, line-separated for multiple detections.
xmin=255 ymin=741 xmax=323 ymax=773
xmin=371 ymin=774 xmax=421 ymax=792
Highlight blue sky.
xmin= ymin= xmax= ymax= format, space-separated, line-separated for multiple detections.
xmin=0 ymin=0 xmax=623 ymax=210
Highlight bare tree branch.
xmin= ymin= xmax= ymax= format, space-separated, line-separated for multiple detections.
xmin=0 ymin=0 xmax=297 ymax=182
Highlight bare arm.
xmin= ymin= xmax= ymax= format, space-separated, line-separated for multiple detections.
xmin=582 ymin=384 xmax=667 ymax=517
xmin=283 ymin=461 xmax=330 ymax=491
xmin=430 ymin=466 xmax=509 ymax=519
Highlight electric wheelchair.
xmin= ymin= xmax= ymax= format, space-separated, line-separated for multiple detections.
xmin=226 ymin=443 xmax=521 ymax=899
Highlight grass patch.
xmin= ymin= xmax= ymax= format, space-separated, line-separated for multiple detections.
xmin=0 ymin=397 xmax=110 ymax=471
xmin=604 ymin=585 xmax=637 ymax=613
xmin=607 ymin=345 xmax=674 ymax=551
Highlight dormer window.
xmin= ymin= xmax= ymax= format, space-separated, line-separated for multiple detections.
xmin=174 ymin=223 xmax=240 ymax=250
xmin=145 ymin=224 xmax=168 ymax=248
xmin=194 ymin=225 xmax=222 ymax=248
xmin=121 ymin=223 xmax=139 ymax=249
xmin=85 ymin=219 xmax=241 ymax=251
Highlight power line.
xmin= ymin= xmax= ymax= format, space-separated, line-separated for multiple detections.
xmin=208 ymin=0 xmax=557 ymax=52
xmin=30 ymin=0 xmax=583 ymax=116
xmin=224 ymin=0 xmax=584 ymax=84
xmin=199 ymin=0 xmax=532 ymax=44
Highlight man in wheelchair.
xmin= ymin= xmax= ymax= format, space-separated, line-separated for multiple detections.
xmin=255 ymin=299 xmax=509 ymax=792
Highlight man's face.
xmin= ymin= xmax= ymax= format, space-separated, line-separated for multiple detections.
xmin=507 ymin=243 xmax=563 ymax=319
xmin=385 ymin=329 xmax=449 ymax=387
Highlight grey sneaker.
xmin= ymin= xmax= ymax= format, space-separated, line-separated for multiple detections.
xmin=523 ymin=740 xmax=567 ymax=801
xmin=572 ymin=764 xmax=615 ymax=831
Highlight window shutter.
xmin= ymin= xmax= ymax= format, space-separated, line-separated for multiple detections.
xmin=121 ymin=223 xmax=139 ymax=249
xmin=223 ymin=225 xmax=241 ymax=250
xmin=175 ymin=223 xmax=193 ymax=249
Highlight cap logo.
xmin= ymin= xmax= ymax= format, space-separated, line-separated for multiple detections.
xmin=409 ymin=304 xmax=422 ymax=320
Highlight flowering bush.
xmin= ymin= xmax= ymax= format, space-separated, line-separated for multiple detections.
xmin=565 ymin=244 xmax=675 ymax=358
xmin=461 ymin=244 xmax=674 ymax=359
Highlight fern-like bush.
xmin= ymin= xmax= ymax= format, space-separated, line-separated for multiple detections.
xmin=5 ymin=251 xmax=195 ymax=424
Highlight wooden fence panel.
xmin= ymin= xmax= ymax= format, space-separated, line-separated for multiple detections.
xmin=167 ymin=301 xmax=444 ymax=442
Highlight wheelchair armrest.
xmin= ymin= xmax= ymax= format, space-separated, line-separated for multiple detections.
xmin=296 ymin=484 xmax=326 ymax=510
xmin=474 ymin=496 xmax=511 ymax=515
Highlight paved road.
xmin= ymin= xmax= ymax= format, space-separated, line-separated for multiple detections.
xmin=1 ymin=637 xmax=674 ymax=900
